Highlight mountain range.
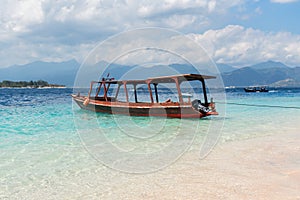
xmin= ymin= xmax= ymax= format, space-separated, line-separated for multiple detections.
xmin=0 ymin=60 xmax=299 ymax=87
xmin=0 ymin=59 xmax=79 ymax=87
xmin=221 ymin=61 xmax=300 ymax=87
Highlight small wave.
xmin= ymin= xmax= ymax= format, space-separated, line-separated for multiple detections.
xmin=268 ymin=90 xmax=277 ymax=93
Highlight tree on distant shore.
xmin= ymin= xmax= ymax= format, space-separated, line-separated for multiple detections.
xmin=0 ymin=80 xmax=64 ymax=88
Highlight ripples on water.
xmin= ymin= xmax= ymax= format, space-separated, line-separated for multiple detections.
xmin=0 ymin=87 xmax=299 ymax=140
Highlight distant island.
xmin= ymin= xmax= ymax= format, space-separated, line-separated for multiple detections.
xmin=0 ymin=80 xmax=65 ymax=88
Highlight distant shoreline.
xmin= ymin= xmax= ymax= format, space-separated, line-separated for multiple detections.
xmin=0 ymin=86 xmax=67 ymax=89
xmin=0 ymin=80 xmax=65 ymax=88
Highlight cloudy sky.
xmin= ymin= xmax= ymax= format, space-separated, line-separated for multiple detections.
xmin=0 ymin=0 xmax=300 ymax=68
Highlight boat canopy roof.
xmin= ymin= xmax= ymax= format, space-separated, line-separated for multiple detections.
xmin=95 ymin=74 xmax=216 ymax=85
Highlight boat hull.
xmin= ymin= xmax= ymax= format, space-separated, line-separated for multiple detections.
xmin=72 ymin=95 xmax=217 ymax=118
xmin=244 ymin=87 xmax=269 ymax=92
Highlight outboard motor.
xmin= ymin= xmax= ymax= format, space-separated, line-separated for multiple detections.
xmin=191 ymin=99 xmax=210 ymax=114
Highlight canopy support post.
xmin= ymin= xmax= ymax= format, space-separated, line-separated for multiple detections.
xmin=153 ymin=83 xmax=159 ymax=103
xmin=87 ymin=81 xmax=95 ymax=99
xmin=115 ymin=84 xmax=121 ymax=99
xmin=201 ymin=79 xmax=208 ymax=105
xmin=174 ymin=78 xmax=183 ymax=104
xmin=124 ymin=81 xmax=129 ymax=102
xmin=95 ymin=82 xmax=102 ymax=97
xmin=147 ymin=81 xmax=154 ymax=103
xmin=134 ymin=84 xmax=138 ymax=103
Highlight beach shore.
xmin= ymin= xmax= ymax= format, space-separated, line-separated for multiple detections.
xmin=150 ymin=131 xmax=300 ymax=200
xmin=99 ymin=131 xmax=299 ymax=200
xmin=8 ymin=131 xmax=299 ymax=200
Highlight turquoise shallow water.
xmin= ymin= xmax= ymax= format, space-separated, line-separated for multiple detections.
xmin=0 ymin=88 xmax=300 ymax=197
xmin=222 ymin=88 xmax=300 ymax=140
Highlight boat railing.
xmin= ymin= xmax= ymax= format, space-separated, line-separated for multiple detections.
xmin=85 ymin=74 xmax=216 ymax=106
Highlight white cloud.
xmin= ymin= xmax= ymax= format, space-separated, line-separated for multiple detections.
xmin=0 ymin=0 xmax=248 ymax=67
xmin=208 ymin=0 xmax=217 ymax=12
xmin=189 ymin=25 xmax=300 ymax=67
xmin=77 ymin=25 xmax=300 ymax=69
xmin=0 ymin=0 xmax=44 ymax=33
xmin=0 ymin=0 xmax=299 ymax=68
xmin=0 ymin=0 xmax=246 ymax=38
xmin=270 ymin=0 xmax=298 ymax=3
xmin=0 ymin=38 xmax=94 ymax=67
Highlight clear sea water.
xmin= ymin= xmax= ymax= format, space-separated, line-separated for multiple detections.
xmin=1 ymin=88 xmax=300 ymax=198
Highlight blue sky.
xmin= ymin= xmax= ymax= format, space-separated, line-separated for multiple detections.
xmin=235 ymin=1 xmax=300 ymax=33
xmin=0 ymin=0 xmax=300 ymax=68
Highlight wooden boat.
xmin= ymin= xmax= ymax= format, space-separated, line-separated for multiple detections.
xmin=244 ymin=86 xmax=269 ymax=93
xmin=72 ymin=74 xmax=218 ymax=118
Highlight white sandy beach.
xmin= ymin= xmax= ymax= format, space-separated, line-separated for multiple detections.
xmin=100 ymin=131 xmax=300 ymax=200
xmin=6 ymin=131 xmax=299 ymax=200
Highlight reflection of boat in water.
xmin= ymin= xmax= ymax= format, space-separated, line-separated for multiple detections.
xmin=244 ymin=86 xmax=269 ymax=93
xmin=72 ymin=74 xmax=218 ymax=118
